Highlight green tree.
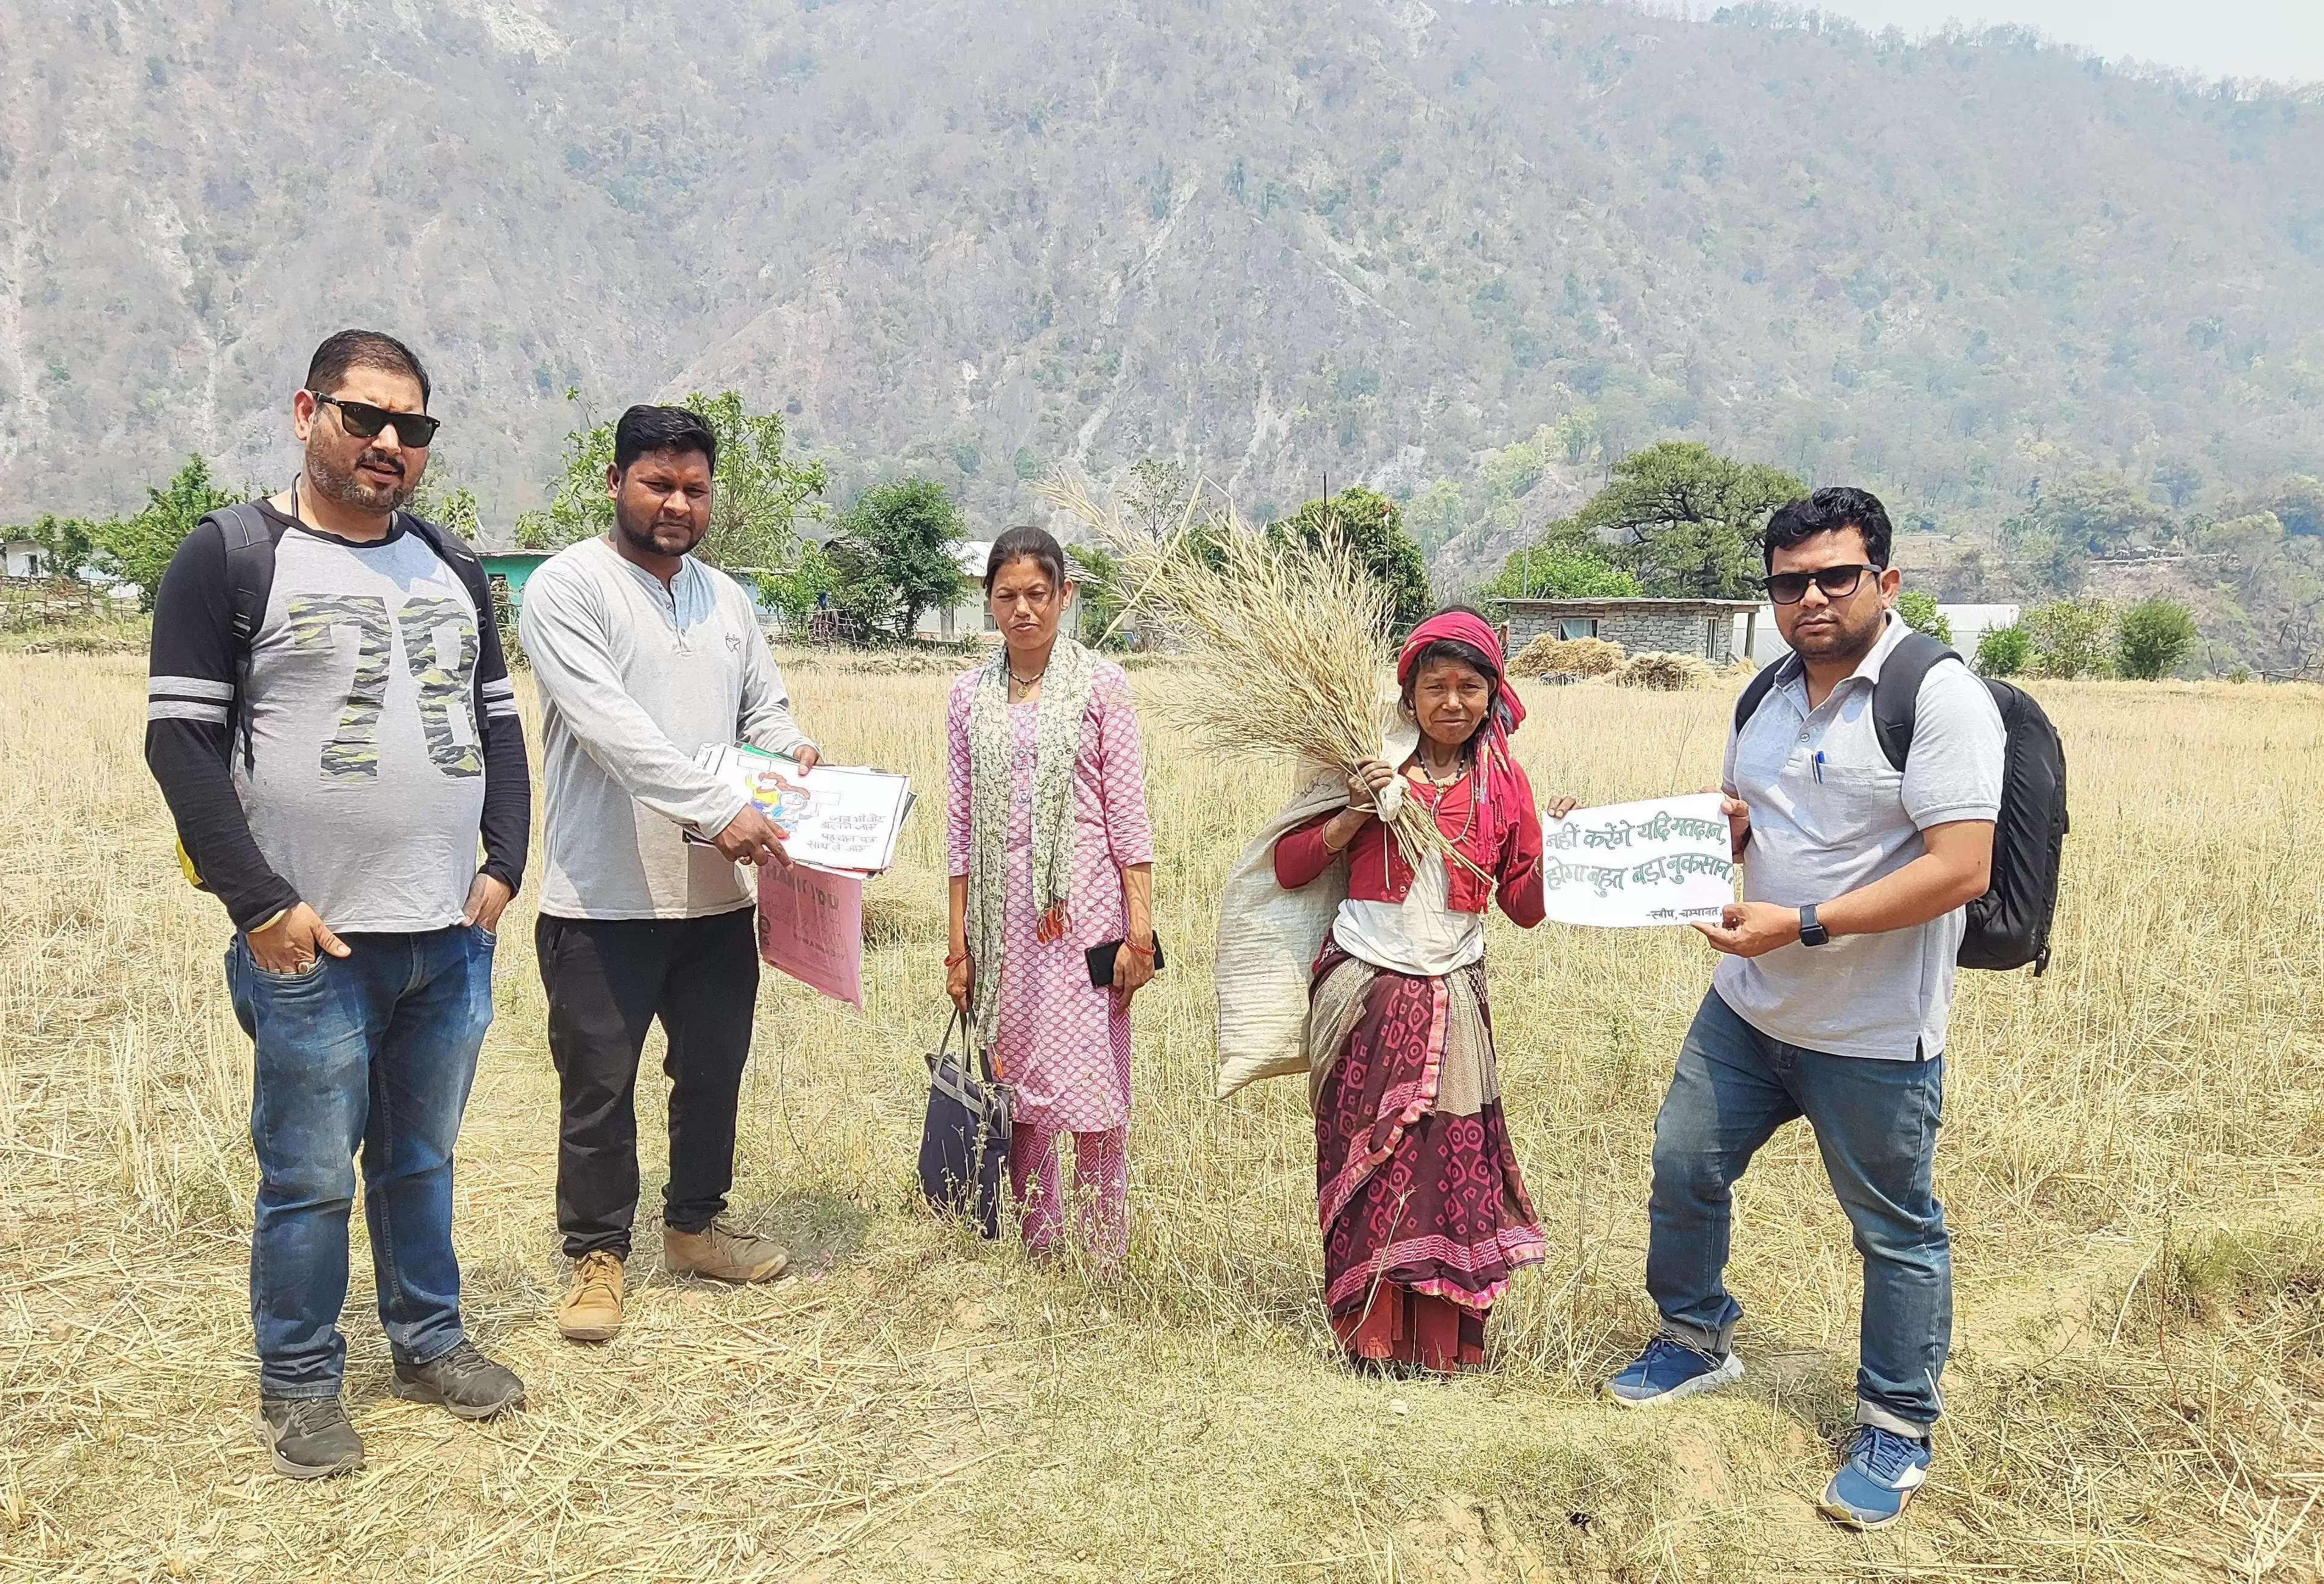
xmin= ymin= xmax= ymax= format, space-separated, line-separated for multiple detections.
xmin=2023 ymin=594 xmax=2116 ymax=679
xmin=1066 ymin=544 xmax=1130 ymax=649
xmin=2151 ymin=457 xmax=2204 ymax=512
xmin=688 ymin=390 xmax=830 ymax=571
xmin=1894 ymin=588 xmax=1953 ymax=645
xmin=1974 ymin=622 xmax=2031 ymax=678
xmin=1269 ymin=486 xmax=1433 ymax=630
xmin=1481 ymin=541 xmax=1642 ymax=599
xmin=2230 ymin=474 xmax=2324 ymax=537
xmin=2115 ymin=597 xmax=2198 ymax=680
xmin=1480 ymin=427 xmax=1552 ymax=507
xmin=1570 ymin=441 xmax=1804 ymax=599
xmin=2034 ymin=471 xmax=2174 ymax=553
xmin=1550 ymin=404 xmax=1603 ymax=467
xmin=1119 ymin=457 xmax=1192 ymax=541
xmin=1405 ymin=479 xmax=1465 ymax=556
xmin=407 ymin=479 xmax=482 ymax=540
xmin=755 ymin=542 xmax=841 ymax=634
xmin=18 ymin=514 xmax=100 ymax=581
xmin=827 ymin=476 xmax=968 ymax=641
xmin=515 ymin=390 xmax=826 ymax=570
xmin=91 ymin=455 xmax=240 ymax=609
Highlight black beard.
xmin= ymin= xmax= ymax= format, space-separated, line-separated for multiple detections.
xmin=307 ymin=440 xmax=413 ymax=512
xmin=1790 ymin=610 xmax=1885 ymax=665
xmin=613 ymin=500 xmax=702 ymax=558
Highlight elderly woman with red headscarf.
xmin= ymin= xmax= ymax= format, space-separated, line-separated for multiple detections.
xmin=1271 ymin=607 xmax=1577 ymax=1373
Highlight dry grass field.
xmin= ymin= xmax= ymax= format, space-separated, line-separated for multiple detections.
xmin=3 ymin=650 xmax=2323 ymax=1582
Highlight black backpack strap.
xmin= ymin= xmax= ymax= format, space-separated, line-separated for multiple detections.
xmin=206 ymin=502 xmax=288 ymax=772
xmin=1869 ymin=630 xmax=1962 ymax=772
xmin=1732 ymin=656 xmax=1786 ymax=735
xmin=402 ymin=512 xmax=494 ymax=613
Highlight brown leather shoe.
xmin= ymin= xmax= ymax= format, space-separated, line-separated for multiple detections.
xmin=663 ymin=1218 xmax=789 ymax=1282
xmin=557 ymin=1250 xmax=626 ymax=1342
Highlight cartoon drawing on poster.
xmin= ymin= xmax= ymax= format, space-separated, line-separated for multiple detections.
xmin=740 ymin=761 xmax=816 ymax=836
xmin=1539 ymin=792 xmax=1736 ymax=929
xmin=691 ymin=744 xmax=913 ymax=873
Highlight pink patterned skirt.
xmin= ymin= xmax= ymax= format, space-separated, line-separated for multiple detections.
xmin=1312 ymin=944 xmax=1545 ymax=1368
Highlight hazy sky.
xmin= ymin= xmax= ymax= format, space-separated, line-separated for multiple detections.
xmin=1806 ymin=1 xmax=2324 ymax=83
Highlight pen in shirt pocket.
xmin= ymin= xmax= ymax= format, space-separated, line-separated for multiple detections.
xmin=1813 ymin=751 xmax=1825 ymax=783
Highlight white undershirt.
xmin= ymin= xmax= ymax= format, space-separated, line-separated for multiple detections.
xmin=1331 ymin=852 xmax=1486 ymax=977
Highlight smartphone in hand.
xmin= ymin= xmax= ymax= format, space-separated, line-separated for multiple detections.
xmin=1085 ymin=937 xmax=1166 ymax=988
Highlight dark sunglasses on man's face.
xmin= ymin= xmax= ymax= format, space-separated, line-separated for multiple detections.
xmin=1762 ymin=563 xmax=1881 ymax=605
xmin=308 ymin=391 xmax=441 ymax=448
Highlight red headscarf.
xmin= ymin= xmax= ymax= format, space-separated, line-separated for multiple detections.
xmin=1397 ymin=610 xmax=1530 ymax=840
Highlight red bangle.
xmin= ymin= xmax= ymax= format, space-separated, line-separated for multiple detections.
xmin=1124 ymin=940 xmax=1155 ymax=958
xmin=944 ymin=951 xmax=969 ymax=968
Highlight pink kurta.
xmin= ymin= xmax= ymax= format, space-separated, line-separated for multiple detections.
xmin=946 ymin=662 xmax=1155 ymax=1133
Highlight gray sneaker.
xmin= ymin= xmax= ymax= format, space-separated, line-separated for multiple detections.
xmin=389 ymin=1340 xmax=527 ymax=1421
xmin=256 ymin=1395 xmax=365 ymax=1479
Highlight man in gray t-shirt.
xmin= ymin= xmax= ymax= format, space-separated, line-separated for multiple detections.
xmin=519 ymin=404 xmax=820 ymax=1347
xmin=1600 ymin=488 xmax=2005 ymax=1535
xmin=146 ymin=330 xmax=530 ymax=1480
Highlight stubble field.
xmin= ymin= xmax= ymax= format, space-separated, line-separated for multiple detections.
xmin=2 ymin=651 xmax=2322 ymax=1582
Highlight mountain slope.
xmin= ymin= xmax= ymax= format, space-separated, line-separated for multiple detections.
xmin=3 ymin=0 xmax=2320 ymax=583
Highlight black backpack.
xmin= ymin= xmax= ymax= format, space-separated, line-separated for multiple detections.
xmin=1734 ymin=631 xmax=2067 ymax=975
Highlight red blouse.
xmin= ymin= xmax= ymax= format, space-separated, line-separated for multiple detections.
xmin=1274 ymin=760 xmax=1547 ymax=927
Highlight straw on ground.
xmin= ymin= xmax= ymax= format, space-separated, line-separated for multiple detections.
xmin=1 ymin=654 xmax=2321 ymax=1581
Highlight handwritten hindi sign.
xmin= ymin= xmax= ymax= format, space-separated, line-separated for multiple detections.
xmin=1539 ymin=793 xmax=1736 ymax=929
xmin=757 ymin=862 xmax=865 ymax=1007
xmin=693 ymin=744 xmax=913 ymax=874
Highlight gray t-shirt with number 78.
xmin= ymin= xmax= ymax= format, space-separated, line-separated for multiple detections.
xmin=232 ymin=510 xmax=503 ymax=933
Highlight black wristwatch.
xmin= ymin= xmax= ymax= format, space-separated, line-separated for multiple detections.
xmin=1798 ymin=904 xmax=1830 ymax=948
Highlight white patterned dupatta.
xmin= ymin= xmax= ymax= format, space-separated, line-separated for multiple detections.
xmin=963 ymin=636 xmax=1097 ymax=1051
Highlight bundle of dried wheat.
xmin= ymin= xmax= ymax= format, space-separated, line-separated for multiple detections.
xmin=1039 ymin=469 xmax=1449 ymax=869
xmin=1508 ymin=633 xmax=1625 ymax=678
xmin=1613 ymin=649 xmax=1716 ymax=691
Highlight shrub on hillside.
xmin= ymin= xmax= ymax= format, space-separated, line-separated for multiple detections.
xmin=2115 ymin=598 xmax=2198 ymax=681
xmin=1895 ymin=588 xmax=1952 ymax=645
xmin=1612 ymin=650 xmax=1713 ymax=691
xmin=1975 ymin=622 xmax=2031 ymax=678
xmin=1508 ymin=634 xmax=1625 ymax=677
xmin=2023 ymin=595 xmax=2116 ymax=679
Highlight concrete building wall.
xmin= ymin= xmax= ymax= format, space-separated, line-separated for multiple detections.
xmin=1505 ymin=605 xmax=1739 ymax=662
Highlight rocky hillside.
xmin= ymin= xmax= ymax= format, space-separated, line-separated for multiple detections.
xmin=4 ymin=0 xmax=2320 ymax=590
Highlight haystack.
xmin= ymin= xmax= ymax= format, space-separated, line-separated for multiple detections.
xmin=1508 ymin=634 xmax=1626 ymax=679
xmin=1613 ymin=650 xmax=1716 ymax=691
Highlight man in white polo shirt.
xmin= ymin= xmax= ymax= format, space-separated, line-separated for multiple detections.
xmin=1602 ymin=488 xmax=2005 ymax=1532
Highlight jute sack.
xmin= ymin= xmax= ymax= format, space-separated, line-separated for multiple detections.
xmin=1213 ymin=715 xmax=1418 ymax=1100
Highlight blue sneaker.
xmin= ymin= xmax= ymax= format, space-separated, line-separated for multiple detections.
xmin=1820 ymin=1425 xmax=1933 ymax=1530
xmin=1602 ymin=1335 xmax=1745 ymax=1407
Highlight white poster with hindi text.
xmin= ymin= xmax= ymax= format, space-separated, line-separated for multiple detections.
xmin=1539 ymin=793 xmax=1737 ymax=929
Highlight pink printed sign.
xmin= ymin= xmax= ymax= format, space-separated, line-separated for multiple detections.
xmin=756 ymin=862 xmax=865 ymax=1008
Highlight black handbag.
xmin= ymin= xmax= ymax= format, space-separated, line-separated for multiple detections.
xmin=918 ymin=1011 xmax=1013 ymax=1238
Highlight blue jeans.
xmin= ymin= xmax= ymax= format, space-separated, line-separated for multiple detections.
xmin=226 ymin=924 xmax=495 ymax=1399
xmin=1647 ymin=988 xmax=1950 ymax=1434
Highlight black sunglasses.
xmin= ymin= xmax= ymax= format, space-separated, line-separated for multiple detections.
xmin=1762 ymin=563 xmax=1881 ymax=605
xmin=308 ymin=392 xmax=441 ymax=448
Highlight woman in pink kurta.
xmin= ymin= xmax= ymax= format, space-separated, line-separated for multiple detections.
xmin=946 ymin=527 xmax=1156 ymax=1262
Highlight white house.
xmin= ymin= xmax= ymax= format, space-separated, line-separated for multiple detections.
xmin=1744 ymin=603 xmax=2020 ymax=664
xmin=4 ymin=540 xmax=47 ymax=578
xmin=913 ymin=540 xmax=995 ymax=641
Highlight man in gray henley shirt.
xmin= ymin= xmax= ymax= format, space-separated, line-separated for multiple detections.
xmin=519 ymin=404 xmax=818 ymax=1344
xmin=1600 ymin=488 xmax=2006 ymax=1534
